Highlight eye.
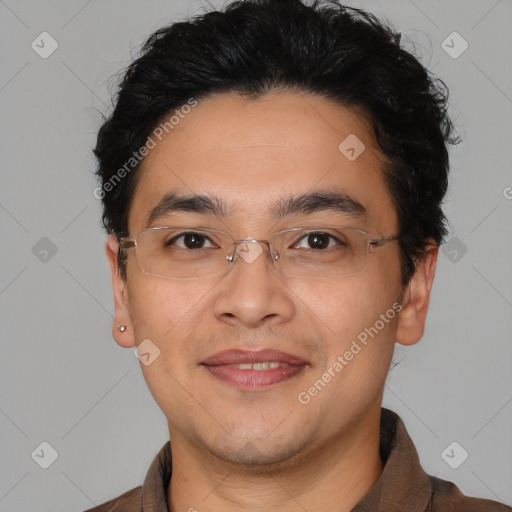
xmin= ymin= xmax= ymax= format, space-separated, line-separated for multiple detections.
xmin=166 ymin=232 xmax=217 ymax=249
xmin=292 ymin=232 xmax=343 ymax=250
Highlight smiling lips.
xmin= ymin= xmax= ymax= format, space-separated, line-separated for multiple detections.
xmin=201 ymin=349 xmax=308 ymax=390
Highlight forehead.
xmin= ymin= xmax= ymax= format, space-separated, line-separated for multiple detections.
xmin=128 ymin=91 xmax=397 ymax=234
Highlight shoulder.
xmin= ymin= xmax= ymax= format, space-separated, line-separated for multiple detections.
xmin=430 ymin=475 xmax=512 ymax=511
xmin=82 ymin=486 xmax=142 ymax=512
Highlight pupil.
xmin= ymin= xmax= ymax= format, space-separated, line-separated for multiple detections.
xmin=184 ymin=233 xmax=204 ymax=249
xmin=308 ymin=233 xmax=329 ymax=249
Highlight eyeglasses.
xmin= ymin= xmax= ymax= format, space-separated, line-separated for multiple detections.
xmin=118 ymin=226 xmax=399 ymax=280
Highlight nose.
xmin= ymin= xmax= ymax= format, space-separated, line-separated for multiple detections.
xmin=212 ymin=240 xmax=295 ymax=328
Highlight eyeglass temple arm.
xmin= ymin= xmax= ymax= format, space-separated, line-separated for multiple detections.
xmin=118 ymin=238 xmax=136 ymax=250
xmin=369 ymin=235 xmax=399 ymax=248
xmin=116 ymin=238 xmax=136 ymax=268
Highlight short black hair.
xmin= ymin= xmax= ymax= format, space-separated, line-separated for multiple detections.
xmin=94 ymin=0 xmax=458 ymax=285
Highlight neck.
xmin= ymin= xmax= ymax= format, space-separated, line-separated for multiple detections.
xmin=167 ymin=405 xmax=384 ymax=512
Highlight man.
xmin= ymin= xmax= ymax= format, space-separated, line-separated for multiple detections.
xmin=88 ymin=0 xmax=511 ymax=510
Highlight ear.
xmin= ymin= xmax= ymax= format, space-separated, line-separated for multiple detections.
xmin=396 ymin=241 xmax=438 ymax=346
xmin=105 ymin=234 xmax=136 ymax=348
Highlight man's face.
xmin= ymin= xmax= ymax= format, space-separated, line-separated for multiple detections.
xmin=112 ymin=92 xmax=407 ymax=466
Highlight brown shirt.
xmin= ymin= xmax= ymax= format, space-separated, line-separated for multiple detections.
xmin=84 ymin=408 xmax=511 ymax=511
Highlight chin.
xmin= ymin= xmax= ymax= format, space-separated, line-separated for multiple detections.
xmin=198 ymin=428 xmax=309 ymax=470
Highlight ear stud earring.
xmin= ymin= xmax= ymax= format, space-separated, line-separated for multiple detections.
xmin=119 ymin=325 xmax=127 ymax=332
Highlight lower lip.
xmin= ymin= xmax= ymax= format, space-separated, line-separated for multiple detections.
xmin=203 ymin=364 xmax=306 ymax=390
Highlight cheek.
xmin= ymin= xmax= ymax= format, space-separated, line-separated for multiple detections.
xmin=293 ymin=277 xmax=399 ymax=432
xmin=127 ymin=277 xmax=212 ymax=346
xmin=289 ymin=274 xmax=401 ymax=404
xmin=126 ymin=279 xmax=211 ymax=410
xmin=289 ymin=276 xmax=397 ymax=343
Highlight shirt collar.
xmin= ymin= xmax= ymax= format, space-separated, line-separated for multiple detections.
xmin=140 ymin=407 xmax=433 ymax=511
xmin=352 ymin=407 xmax=433 ymax=511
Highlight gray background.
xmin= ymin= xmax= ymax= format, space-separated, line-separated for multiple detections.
xmin=1 ymin=0 xmax=511 ymax=510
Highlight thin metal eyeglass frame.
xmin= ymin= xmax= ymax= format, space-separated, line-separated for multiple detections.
xmin=117 ymin=226 xmax=399 ymax=279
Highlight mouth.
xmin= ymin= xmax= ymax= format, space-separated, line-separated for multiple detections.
xmin=201 ymin=349 xmax=308 ymax=390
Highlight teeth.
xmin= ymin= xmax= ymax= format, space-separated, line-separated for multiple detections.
xmin=253 ymin=362 xmax=280 ymax=370
xmin=232 ymin=362 xmax=283 ymax=370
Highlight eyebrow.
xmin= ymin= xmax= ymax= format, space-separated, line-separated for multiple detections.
xmin=146 ymin=190 xmax=367 ymax=227
xmin=146 ymin=193 xmax=229 ymax=227
xmin=272 ymin=190 xmax=366 ymax=219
